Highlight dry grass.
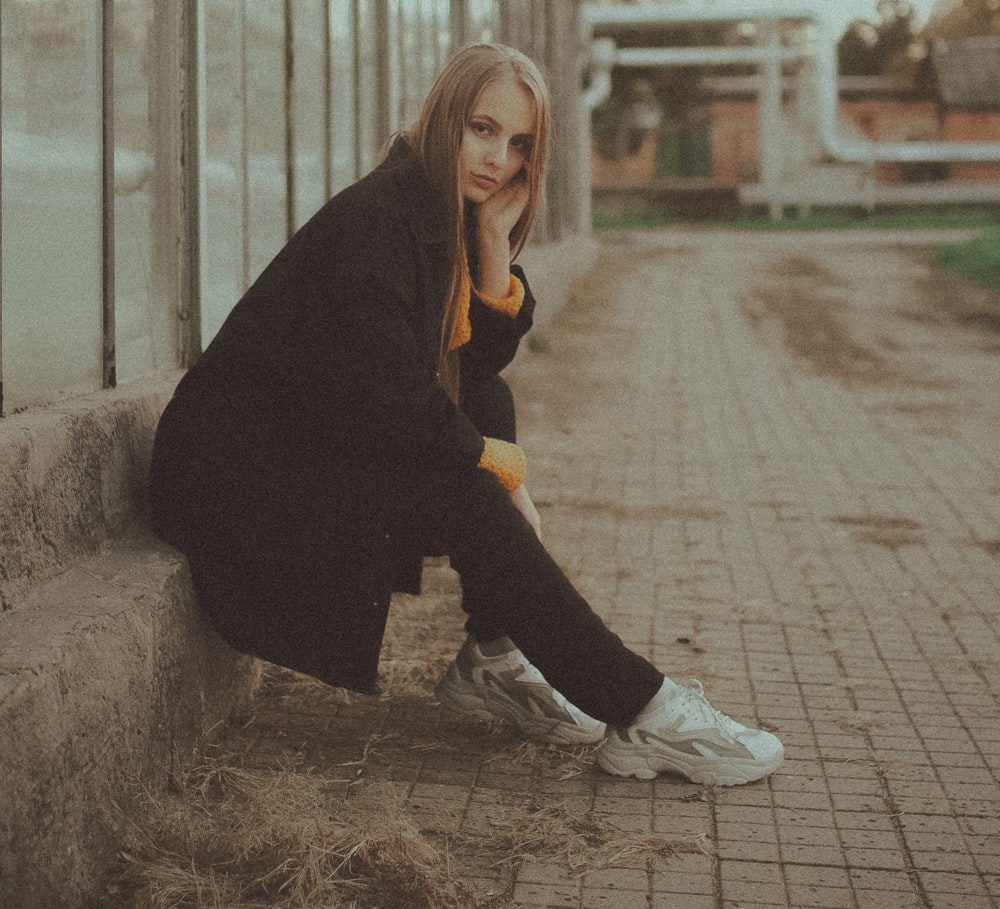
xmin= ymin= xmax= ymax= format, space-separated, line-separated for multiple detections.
xmin=460 ymin=799 xmax=708 ymax=875
xmin=110 ymin=754 xmax=475 ymax=909
xmin=109 ymin=735 xmax=706 ymax=909
xmin=109 ymin=563 xmax=709 ymax=907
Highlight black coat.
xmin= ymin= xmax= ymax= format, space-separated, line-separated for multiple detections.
xmin=149 ymin=140 xmax=536 ymax=691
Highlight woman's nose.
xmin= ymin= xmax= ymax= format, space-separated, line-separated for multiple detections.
xmin=485 ymin=138 xmax=507 ymax=168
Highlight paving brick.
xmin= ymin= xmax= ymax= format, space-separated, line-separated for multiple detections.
xmin=650 ymin=894 xmax=716 ymax=909
xmin=581 ymin=887 xmax=650 ymax=908
xmin=786 ymin=884 xmax=855 ymax=908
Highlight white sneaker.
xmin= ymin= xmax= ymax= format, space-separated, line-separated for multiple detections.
xmin=436 ymin=636 xmax=606 ymax=745
xmin=596 ymin=679 xmax=784 ymax=785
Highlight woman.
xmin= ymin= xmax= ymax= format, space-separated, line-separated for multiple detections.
xmin=149 ymin=43 xmax=783 ymax=785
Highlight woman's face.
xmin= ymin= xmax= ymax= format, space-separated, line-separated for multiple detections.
xmin=459 ymin=75 xmax=536 ymax=204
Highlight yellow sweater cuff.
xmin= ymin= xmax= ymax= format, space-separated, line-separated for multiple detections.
xmin=478 ymin=437 xmax=526 ymax=492
xmin=476 ymin=274 xmax=525 ymax=318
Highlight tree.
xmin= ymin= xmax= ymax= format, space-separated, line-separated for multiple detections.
xmin=923 ymin=0 xmax=1000 ymax=37
xmin=838 ymin=1 xmax=918 ymax=75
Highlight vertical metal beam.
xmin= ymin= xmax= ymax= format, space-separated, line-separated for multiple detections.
xmin=101 ymin=0 xmax=117 ymax=388
xmin=323 ymin=0 xmax=334 ymax=200
xmin=180 ymin=0 xmax=204 ymax=367
xmin=238 ymin=0 xmax=251 ymax=290
xmin=374 ymin=0 xmax=391 ymax=149
xmin=394 ymin=0 xmax=402 ymax=127
xmin=284 ymin=0 xmax=296 ymax=238
xmin=450 ymin=0 xmax=468 ymax=49
xmin=758 ymin=22 xmax=784 ymax=219
xmin=0 ymin=8 xmax=5 ymax=414
xmin=351 ymin=0 xmax=363 ymax=180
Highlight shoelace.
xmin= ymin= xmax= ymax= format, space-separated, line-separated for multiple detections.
xmin=674 ymin=679 xmax=744 ymax=737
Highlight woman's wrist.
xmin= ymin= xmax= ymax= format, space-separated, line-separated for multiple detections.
xmin=476 ymin=273 xmax=524 ymax=318
xmin=477 ymin=234 xmax=512 ymax=299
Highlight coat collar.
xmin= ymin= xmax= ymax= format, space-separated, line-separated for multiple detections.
xmin=374 ymin=137 xmax=449 ymax=244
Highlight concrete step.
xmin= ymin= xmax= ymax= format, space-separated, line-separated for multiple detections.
xmin=0 ymin=381 xmax=259 ymax=908
xmin=0 ymin=528 xmax=260 ymax=908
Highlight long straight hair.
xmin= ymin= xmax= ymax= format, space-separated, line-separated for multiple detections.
xmin=403 ymin=43 xmax=551 ymax=400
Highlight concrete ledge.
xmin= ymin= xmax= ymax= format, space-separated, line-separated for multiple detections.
xmin=0 ymin=378 xmax=261 ymax=908
xmin=0 ymin=375 xmax=181 ymax=608
xmin=0 ymin=527 xmax=261 ymax=908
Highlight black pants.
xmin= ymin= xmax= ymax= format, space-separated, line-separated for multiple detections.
xmin=439 ymin=374 xmax=664 ymax=724
xmin=151 ymin=374 xmax=663 ymax=726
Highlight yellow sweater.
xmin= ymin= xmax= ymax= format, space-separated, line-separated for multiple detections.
xmin=451 ymin=272 xmax=527 ymax=492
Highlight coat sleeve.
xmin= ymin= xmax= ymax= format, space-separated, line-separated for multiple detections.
xmin=283 ymin=205 xmax=486 ymax=470
xmin=459 ymin=264 xmax=536 ymax=378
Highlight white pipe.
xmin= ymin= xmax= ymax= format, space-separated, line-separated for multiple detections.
xmin=584 ymin=2 xmax=823 ymax=29
xmin=616 ymin=45 xmax=810 ymax=67
xmin=582 ymin=37 xmax=616 ymax=109
xmin=583 ymin=1 xmax=1000 ymax=164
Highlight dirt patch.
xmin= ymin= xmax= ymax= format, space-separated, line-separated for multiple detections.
xmin=741 ymin=286 xmax=910 ymax=386
xmin=742 ymin=251 xmax=994 ymax=389
xmin=828 ymin=514 xmax=926 ymax=550
xmin=908 ymin=267 xmax=1000 ymax=350
xmin=767 ymin=255 xmax=848 ymax=286
xmin=974 ymin=539 xmax=1000 ymax=559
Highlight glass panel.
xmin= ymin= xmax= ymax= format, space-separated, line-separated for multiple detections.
xmin=203 ymin=0 xmax=246 ymax=342
xmin=396 ymin=0 xmax=454 ymax=129
xmin=1 ymin=0 xmax=103 ymax=408
xmin=244 ymin=2 xmax=288 ymax=289
xmin=397 ymin=0 xmax=428 ymax=129
xmin=467 ymin=0 xmax=495 ymax=43
xmin=329 ymin=1 xmax=356 ymax=192
xmin=292 ymin=0 xmax=327 ymax=227
xmin=354 ymin=0 xmax=378 ymax=177
xmin=114 ymin=0 xmax=159 ymax=382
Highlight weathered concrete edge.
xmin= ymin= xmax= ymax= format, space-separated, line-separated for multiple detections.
xmin=0 ymin=377 xmax=261 ymax=908
xmin=0 ymin=374 xmax=181 ymax=608
xmin=0 ymin=529 xmax=262 ymax=909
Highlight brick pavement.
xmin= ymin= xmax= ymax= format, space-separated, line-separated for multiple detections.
xmin=222 ymin=229 xmax=1000 ymax=909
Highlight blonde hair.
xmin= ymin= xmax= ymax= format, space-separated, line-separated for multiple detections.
xmin=403 ymin=43 xmax=551 ymax=400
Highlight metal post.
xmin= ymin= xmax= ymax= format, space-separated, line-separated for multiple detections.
xmin=180 ymin=0 xmax=204 ymax=367
xmin=0 ymin=9 xmax=5 ymax=414
xmin=450 ymin=0 xmax=468 ymax=48
xmin=238 ymin=0 xmax=251 ymax=290
xmin=374 ymin=0 xmax=391 ymax=149
xmin=102 ymin=0 xmax=117 ymax=387
xmin=284 ymin=0 xmax=296 ymax=238
xmin=351 ymin=0 xmax=363 ymax=180
xmin=759 ymin=22 xmax=784 ymax=219
xmin=323 ymin=0 xmax=334 ymax=200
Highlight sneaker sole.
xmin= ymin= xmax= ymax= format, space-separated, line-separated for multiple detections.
xmin=595 ymin=740 xmax=784 ymax=785
xmin=436 ymin=672 xmax=606 ymax=746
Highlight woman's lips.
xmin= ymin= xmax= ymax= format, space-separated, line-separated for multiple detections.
xmin=471 ymin=173 xmax=498 ymax=191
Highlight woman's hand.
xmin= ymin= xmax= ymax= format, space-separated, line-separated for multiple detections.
xmin=510 ymin=483 xmax=542 ymax=540
xmin=476 ymin=176 xmax=529 ymax=298
xmin=478 ymin=174 xmax=529 ymax=245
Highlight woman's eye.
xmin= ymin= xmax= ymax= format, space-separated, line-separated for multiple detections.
xmin=512 ymin=136 xmax=533 ymax=155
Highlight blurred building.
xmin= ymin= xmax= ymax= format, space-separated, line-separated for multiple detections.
xmin=587 ymin=11 xmax=1000 ymax=217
